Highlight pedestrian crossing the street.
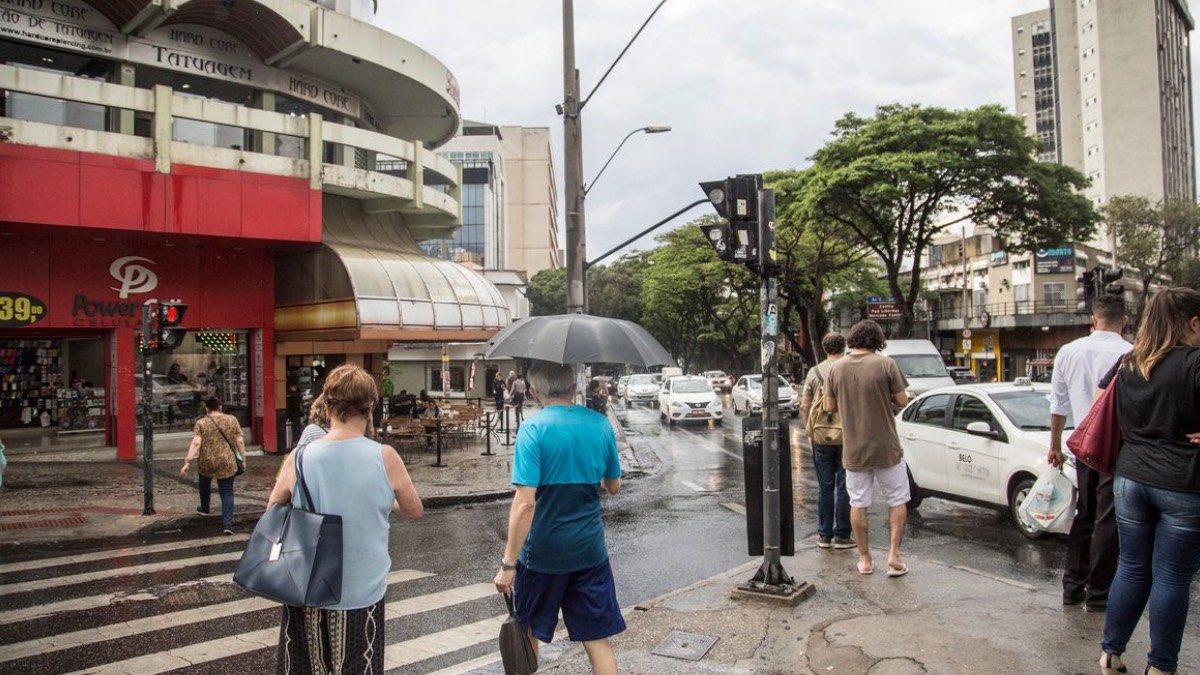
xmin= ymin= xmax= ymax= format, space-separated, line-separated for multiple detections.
xmin=0 ymin=537 xmax=522 ymax=674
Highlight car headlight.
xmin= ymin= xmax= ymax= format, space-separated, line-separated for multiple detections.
xmin=671 ymin=401 xmax=687 ymax=408
xmin=707 ymin=400 xmax=722 ymax=408
xmin=750 ymin=394 xmax=762 ymax=403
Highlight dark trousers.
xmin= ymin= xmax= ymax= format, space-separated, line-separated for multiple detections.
xmin=811 ymin=443 xmax=851 ymax=539
xmin=198 ymin=475 xmax=235 ymax=530
xmin=1064 ymin=463 xmax=1119 ymax=606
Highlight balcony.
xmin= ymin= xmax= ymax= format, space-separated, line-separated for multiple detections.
xmin=0 ymin=64 xmax=460 ymax=240
xmin=924 ymin=300 xmax=1093 ymax=330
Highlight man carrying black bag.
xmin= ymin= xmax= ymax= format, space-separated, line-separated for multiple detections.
xmin=493 ymin=361 xmax=624 ymax=675
xmin=260 ymin=365 xmax=423 ymax=675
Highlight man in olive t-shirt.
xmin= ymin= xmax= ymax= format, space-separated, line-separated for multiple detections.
xmin=825 ymin=320 xmax=910 ymax=577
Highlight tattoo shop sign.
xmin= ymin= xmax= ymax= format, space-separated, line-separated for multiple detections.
xmin=2 ymin=0 xmax=362 ymax=118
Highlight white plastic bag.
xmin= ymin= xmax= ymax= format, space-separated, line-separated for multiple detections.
xmin=1019 ymin=466 xmax=1076 ymax=534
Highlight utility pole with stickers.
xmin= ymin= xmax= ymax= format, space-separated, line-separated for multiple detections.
xmin=698 ymin=175 xmax=812 ymax=604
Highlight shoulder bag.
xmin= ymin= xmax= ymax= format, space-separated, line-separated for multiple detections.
xmin=232 ymin=446 xmax=343 ymax=607
xmin=207 ymin=416 xmax=244 ymax=476
xmin=1065 ymin=359 xmax=1123 ymax=475
xmin=499 ymin=593 xmax=538 ymax=675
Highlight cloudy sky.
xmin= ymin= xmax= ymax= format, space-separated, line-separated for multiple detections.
xmin=376 ymin=1 xmax=1185 ymax=263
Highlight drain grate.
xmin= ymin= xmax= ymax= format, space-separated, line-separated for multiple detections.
xmin=651 ymin=630 xmax=719 ymax=661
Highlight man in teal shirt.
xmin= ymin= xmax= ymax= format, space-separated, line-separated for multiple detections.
xmin=493 ymin=361 xmax=624 ymax=675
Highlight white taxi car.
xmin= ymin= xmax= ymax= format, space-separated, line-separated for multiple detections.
xmin=624 ymin=373 xmax=660 ymax=407
xmin=897 ymin=381 xmax=1076 ymax=539
xmin=730 ymin=374 xmax=800 ymax=417
xmin=658 ymin=376 xmax=723 ymax=425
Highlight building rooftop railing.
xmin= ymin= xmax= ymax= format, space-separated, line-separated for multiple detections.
xmin=0 ymin=63 xmax=460 ymax=238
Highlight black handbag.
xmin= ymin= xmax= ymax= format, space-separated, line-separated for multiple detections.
xmin=207 ymin=416 xmax=245 ymax=476
xmin=232 ymin=447 xmax=343 ymax=607
xmin=498 ymin=593 xmax=537 ymax=675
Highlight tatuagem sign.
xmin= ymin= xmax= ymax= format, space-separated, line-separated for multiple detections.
xmin=1 ymin=0 xmax=364 ymax=118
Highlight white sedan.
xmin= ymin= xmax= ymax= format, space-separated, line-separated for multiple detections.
xmin=730 ymin=375 xmax=799 ymax=417
xmin=624 ymin=373 xmax=660 ymax=407
xmin=897 ymin=381 xmax=1076 ymax=539
xmin=658 ymin=376 xmax=723 ymax=425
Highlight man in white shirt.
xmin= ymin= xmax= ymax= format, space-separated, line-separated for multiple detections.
xmin=1048 ymin=294 xmax=1131 ymax=611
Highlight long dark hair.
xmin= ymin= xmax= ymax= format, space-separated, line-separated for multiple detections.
xmin=1128 ymin=287 xmax=1200 ymax=380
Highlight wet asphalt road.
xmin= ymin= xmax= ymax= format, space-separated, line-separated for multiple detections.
xmin=1 ymin=395 xmax=1091 ymax=674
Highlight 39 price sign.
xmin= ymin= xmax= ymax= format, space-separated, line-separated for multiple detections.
xmin=0 ymin=292 xmax=48 ymax=327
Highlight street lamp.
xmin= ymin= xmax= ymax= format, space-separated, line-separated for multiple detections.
xmin=584 ymin=126 xmax=671 ymax=196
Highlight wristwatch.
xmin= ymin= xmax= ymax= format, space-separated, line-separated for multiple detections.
xmin=500 ymin=558 xmax=516 ymax=571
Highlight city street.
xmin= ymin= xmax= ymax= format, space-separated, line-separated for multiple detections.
xmin=0 ymin=395 xmax=1111 ymax=675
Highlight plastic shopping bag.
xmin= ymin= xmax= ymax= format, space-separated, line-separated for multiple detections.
xmin=1019 ymin=466 xmax=1076 ymax=534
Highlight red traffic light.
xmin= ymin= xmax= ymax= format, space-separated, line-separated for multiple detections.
xmin=157 ymin=302 xmax=187 ymax=327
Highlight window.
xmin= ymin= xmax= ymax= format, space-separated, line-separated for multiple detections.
xmin=951 ymin=395 xmax=997 ymax=433
xmin=909 ymin=394 xmax=950 ymax=427
xmin=1044 ymin=282 xmax=1066 ymax=306
xmin=430 ymin=367 xmax=466 ymax=393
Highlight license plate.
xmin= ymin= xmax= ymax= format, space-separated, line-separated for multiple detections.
xmin=688 ymin=410 xmax=707 ymax=416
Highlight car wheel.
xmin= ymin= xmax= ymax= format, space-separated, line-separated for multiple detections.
xmin=906 ymin=469 xmax=924 ymax=510
xmin=1009 ymin=475 xmax=1044 ymax=540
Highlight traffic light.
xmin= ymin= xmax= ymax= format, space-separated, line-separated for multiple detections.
xmin=698 ymin=175 xmax=761 ymax=265
xmin=1077 ymin=269 xmax=1096 ymax=313
xmin=156 ymin=301 xmax=188 ymax=350
xmin=1101 ymin=267 xmax=1124 ymax=296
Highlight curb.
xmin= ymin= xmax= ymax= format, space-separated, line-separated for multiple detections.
xmin=133 ymin=489 xmax=518 ymax=538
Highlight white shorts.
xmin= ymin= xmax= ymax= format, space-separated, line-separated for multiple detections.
xmin=846 ymin=460 xmax=911 ymax=508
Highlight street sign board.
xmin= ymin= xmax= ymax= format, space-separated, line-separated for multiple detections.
xmin=962 ymin=339 xmax=972 ymax=350
xmin=866 ymin=302 xmax=902 ymax=320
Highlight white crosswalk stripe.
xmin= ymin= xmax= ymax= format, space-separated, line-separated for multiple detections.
xmin=0 ymin=533 xmax=537 ymax=675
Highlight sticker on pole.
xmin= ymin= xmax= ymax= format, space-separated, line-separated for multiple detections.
xmin=761 ymin=341 xmax=775 ymax=367
xmin=764 ymin=304 xmax=779 ymax=336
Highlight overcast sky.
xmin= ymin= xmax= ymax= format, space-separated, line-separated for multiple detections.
xmin=378 ymin=1 xmax=1193 ymax=264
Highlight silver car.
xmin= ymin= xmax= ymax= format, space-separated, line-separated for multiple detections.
xmin=624 ymin=373 xmax=660 ymax=406
xmin=730 ymin=375 xmax=799 ymax=417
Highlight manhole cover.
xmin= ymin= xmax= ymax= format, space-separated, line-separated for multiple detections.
xmin=651 ymin=630 xmax=719 ymax=661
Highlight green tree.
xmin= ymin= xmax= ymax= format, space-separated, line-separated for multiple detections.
xmin=1107 ymin=195 xmax=1200 ymax=326
xmin=526 ymin=267 xmax=566 ymax=316
xmin=767 ymin=169 xmax=883 ymax=363
xmin=806 ymin=103 xmax=1099 ymax=337
xmin=587 ymin=253 xmax=649 ymax=323
xmin=641 ymin=219 xmax=759 ymax=374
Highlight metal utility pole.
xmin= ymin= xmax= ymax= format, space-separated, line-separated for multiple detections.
xmin=746 ymin=189 xmax=794 ymax=591
xmin=563 ymin=0 xmax=586 ymax=313
xmin=141 ymin=301 xmax=156 ymax=515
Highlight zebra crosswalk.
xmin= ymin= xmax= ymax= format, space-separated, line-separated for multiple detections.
xmin=0 ymin=536 xmax=520 ymax=675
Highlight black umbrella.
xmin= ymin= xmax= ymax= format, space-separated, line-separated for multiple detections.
xmin=483 ymin=313 xmax=675 ymax=366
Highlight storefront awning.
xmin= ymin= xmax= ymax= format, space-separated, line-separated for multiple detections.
xmin=275 ymin=195 xmax=510 ymax=342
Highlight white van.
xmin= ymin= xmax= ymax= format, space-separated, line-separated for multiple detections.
xmin=659 ymin=366 xmax=683 ymax=380
xmin=882 ymin=340 xmax=956 ymax=396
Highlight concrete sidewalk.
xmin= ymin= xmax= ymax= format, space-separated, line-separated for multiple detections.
xmin=1 ymin=414 xmax=1191 ymax=675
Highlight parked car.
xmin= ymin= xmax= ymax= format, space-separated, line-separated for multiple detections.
xmin=616 ymin=376 xmax=630 ymax=399
xmin=883 ymin=339 xmax=957 ymax=397
xmin=947 ymin=366 xmax=977 ymax=385
xmin=897 ymin=381 xmax=1077 ymax=539
xmin=658 ymin=376 xmax=723 ymax=425
xmin=703 ymin=370 xmax=732 ymax=393
xmin=625 ymin=373 xmax=660 ymax=406
xmin=730 ymin=374 xmax=799 ymax=417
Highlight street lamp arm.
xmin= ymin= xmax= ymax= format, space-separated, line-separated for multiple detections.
xmin=585 ymin=198 xmax=708 ymax=269
xmin=586 ymin=128 xmax=645 ymax=197
xmin=579 ymin=0 xmax=669 ymax=111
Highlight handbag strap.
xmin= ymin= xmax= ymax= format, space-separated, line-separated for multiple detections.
xmin=503 ymin=592 xmax=516 ymax=616
xmin=206 ymin=416 xmax=239 ymax=459
xmin=294 ymin=445 xmax=316 ymax=511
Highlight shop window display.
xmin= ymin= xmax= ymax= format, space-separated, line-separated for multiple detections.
xmin=135 ymin=331 xmax=251 ymax=429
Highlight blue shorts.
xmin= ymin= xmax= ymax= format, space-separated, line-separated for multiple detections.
xmin=513 ymin=559 xmax=625 ymax=643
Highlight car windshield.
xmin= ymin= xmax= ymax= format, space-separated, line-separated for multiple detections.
xmin=744 ymin=376 xmax=791 ymax=390
xmin=891 ymin=355 xmax=950 ymax=378
xmin=990 ymin=390 xmax=1073 ymax=430
xmin=629 ymin=375 xmax=655 ymax=385
xmin=672 ymin=379 xmax=712 ymax=394
xmin=704 ymin=371 xmax=726 ymax=378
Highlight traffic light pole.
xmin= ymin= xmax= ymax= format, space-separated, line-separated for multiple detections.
xmin=740 ymin=189 xmax=798 ymax=594
xmin=141 ymin=301 xmax=156 ymax=516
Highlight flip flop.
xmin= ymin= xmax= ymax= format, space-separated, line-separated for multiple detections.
xmin=887 ymin=564 xmax=909 ymax=578
xmin=857 ymin=561 xmax=874 ymax=575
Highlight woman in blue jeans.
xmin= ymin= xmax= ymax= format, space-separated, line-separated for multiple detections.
xmin=180 ymin=397 xmax=245 ymax=535
xmin=1098 ymin=287 xmax=1200 ymax=675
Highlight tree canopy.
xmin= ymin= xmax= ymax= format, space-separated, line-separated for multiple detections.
xmin=805 ymin=103 xmax=1099 ymax=336
xmin=1107 ymin=195 xmax=1200 ymax=326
